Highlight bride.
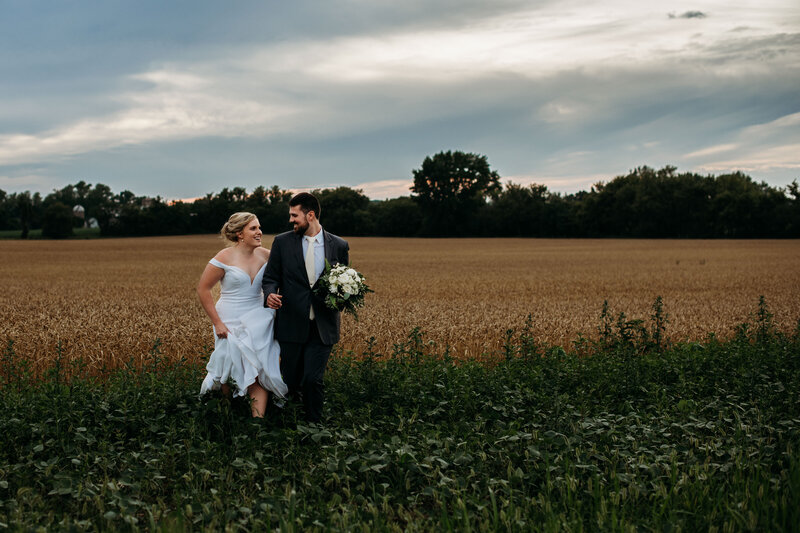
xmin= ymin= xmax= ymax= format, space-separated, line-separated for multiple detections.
xmin=197 ymin=212 xmax=287 ymax=417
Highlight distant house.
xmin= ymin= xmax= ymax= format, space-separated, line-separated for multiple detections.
xmin=72 ymin=205 xmax=99 ymax=228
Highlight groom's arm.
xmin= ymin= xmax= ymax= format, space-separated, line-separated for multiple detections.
xmin=262 ymin=236 xmax=282 ymax=308
xmin=340 ymin=240 xmax=350 ymax=267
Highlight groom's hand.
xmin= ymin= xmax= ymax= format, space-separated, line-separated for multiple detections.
xmin=267 ymin=293 xmax=282 ymax=309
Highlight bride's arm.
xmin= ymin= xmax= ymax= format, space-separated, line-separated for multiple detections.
xmin=197 ymin=263 xmax=229 ymax=338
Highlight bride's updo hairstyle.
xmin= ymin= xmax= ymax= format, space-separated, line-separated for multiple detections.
xmin=220 ymin=212 xmax=256 ymax=243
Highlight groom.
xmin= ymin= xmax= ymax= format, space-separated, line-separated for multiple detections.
xmin=263 ymin=192 xmax=350 ymax=422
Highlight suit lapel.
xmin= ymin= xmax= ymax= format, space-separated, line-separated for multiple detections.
xmin=323 ymin=229 xmax=335 ymax=266
xmin=292 ymin=232 xmax=308 ymax=283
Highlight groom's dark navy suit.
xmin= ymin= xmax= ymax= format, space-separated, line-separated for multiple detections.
xmin=263 ymin=229 xmax=349 ymax=421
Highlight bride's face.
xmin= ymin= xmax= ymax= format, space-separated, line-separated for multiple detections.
xmin=237 ymin=217 xmax=262 ymax=247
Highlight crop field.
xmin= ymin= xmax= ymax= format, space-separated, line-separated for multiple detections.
xmin=2 ymin=306 xmax=799 ymax=530
xmin=2 ymin=235 xmax=799 ymax=530
xmin=1 ymin=236 xmax=799 ymax=373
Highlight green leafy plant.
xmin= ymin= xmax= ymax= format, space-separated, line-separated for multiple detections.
xmin=1 ymin=298 xmax=798 ymax=530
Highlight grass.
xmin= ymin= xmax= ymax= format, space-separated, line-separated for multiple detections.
xmin=0 ymin=227 xmax=101 ymax=240
xmin=1 ymin=299 xmax=798 ymax=531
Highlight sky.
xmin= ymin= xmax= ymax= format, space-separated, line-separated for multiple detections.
xmin=1 ymin=0 xmax=798 ymax=200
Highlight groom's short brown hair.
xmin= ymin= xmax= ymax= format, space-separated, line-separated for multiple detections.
xmin=289 ymin=192 xmax=321 ymax=219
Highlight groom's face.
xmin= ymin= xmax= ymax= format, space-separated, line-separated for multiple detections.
xmin=289 ymin=205 xmax=310 ymax=234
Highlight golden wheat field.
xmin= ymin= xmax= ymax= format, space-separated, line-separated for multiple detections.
xmin=2 ymin=235 xmax=799 ymax=373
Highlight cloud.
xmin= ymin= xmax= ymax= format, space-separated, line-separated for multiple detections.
xmin=669 ymin=11 xmax=708 ymax=19
xmin=0 ymin=69 xmax=298 ymax=165
xmin=682 ymin=11 xmax=708 ymax=18
xmin=355 ymin=179 xmax=413 ymax=200
xmin=1 ymin=0 xmax=798 ymax=196
xmin=684 ymin=112 xmax=800 ymax=174
xmin=692 ymin=143 xmax=800 ymax=179
xmin=502 ymin=173 xmax=610 ymax=193
xmin=0 ymin=173 xmax=53 ymax=191
xmin=695 ymin=143 xmax=800 ymax=174
xmin=684 ymin=143 xmax=738 ymax=158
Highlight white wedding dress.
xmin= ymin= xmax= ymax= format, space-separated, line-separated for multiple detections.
xmin=200 ymin=258 xmax=288 ymax=399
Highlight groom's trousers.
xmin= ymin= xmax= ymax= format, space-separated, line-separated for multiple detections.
xmin=279 ymin=320 xmax=332 ymax=423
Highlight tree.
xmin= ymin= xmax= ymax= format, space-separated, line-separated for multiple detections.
xmin=710 ymin=172 xmax=782 ymax=237
xmin=0 ymin=190 xmax=9 ymax=231
xmin=411 ymin=151 xmax=501 ymax=236
xmin=16 ymin=192 xmax=36 ymax=239
xmin=246 ymin=186 xmax=269 ymax=212
xmin=481 ymin=182 xmax=550 ymax=236
xmin=369 ymin=197 xmax=423 ymax=236
xmin=242 ymin=185 xmax=293 ymax=234
xmin=314 ymin=187 xmax=373 ymax=236
xmin=786 ymin=180 xmax=800 ymax=237
xmin=41 ymin=202 xmax=74 ymax=239
xmin=3 ymin=168 xmax=793 ymax=239
xmin=267 ymin=185 xmax=292 ymax=205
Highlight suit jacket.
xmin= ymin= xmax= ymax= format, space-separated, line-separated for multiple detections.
xmin=262 ymin=229 xmax=350 ymax=345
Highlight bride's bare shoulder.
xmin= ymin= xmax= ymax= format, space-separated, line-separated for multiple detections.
xmin=214 ymin=247 xmax=234 ymax=262
xmin=256 ymin=247 xmax=270 ymax=263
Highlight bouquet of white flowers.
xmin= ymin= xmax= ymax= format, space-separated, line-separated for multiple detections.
xmin=314 ymin=261 xmax=373 ymax=318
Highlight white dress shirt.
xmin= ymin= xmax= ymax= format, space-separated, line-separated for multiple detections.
xmin=301 ymin=227 xmax=325 ymax=283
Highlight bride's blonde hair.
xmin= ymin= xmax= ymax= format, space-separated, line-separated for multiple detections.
xmin=220 ymin=212 xmax=257 ymax=243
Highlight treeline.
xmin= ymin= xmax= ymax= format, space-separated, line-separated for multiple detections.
xmin=1 ymin=157 xmax=799 ymax=238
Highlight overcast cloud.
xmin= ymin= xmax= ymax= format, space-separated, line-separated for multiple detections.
xmin=0 ymin=0 xmax=798 ymax=199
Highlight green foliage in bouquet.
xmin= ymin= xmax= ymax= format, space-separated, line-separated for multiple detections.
xmin=314 ymin=260 xmax=373 ymax=318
